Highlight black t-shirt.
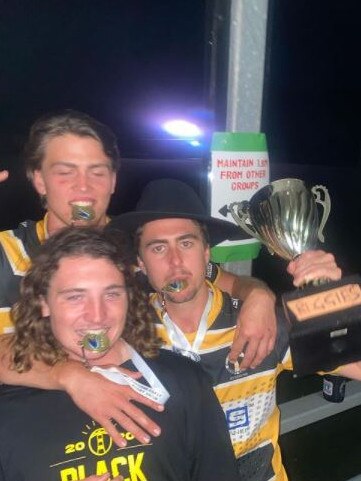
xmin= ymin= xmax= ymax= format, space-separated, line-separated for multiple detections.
xmin=0 ymin=350 xmax=239 ymax=481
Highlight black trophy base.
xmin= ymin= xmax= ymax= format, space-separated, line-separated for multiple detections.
xmin=282 ymin=275 xmax=361 ymax=376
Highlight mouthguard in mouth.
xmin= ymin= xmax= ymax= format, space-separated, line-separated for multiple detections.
xmin=71 ymin=203 xmax=95 ymax=221
xmin=79 ymin=329 xmax=110 ymax=353
xmin=163 ymin=279 xmax=188 ymax=293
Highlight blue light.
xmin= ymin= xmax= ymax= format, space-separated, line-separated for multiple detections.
xmin=189 ymin=139 xmax=201 ymax=147
xmin=162 ymin=119 xmax=202 ymax=138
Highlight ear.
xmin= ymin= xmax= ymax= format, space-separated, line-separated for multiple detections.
xmin=204 ymin=245 xmax=210 ymax=265
xmin=40 ymin=296 xmax=50 ymax=318
xmin=32 ymin=170 xmax=47 ymax=196
xmin=137 ymin=256 xmax=147 ymax=275
xmin=110 ymin=171 xmax=117 ymax=194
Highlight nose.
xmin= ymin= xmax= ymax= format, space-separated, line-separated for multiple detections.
xmin=76 ymin=170 xmax=90 ymax=192
xmin=85 ymin=297 xmax=106 ymax=325
xmin=168 ymin=246 xmax=183 ymax=267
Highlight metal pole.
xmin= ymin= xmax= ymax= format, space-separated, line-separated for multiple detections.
xmin=222 ymin=0 xmax=269 ymax=275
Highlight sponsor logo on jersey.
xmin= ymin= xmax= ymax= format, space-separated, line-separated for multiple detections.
xmin=225 ymin=405 xmax=249 ymax=429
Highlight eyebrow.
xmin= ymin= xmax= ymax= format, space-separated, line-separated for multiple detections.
xmin=57 ymin=284 xmax=126 ymax=294
xmin=144 ymin=233 xmax=199 ymax=249
xmin=49 ymin=161 xmax=112 ymax=169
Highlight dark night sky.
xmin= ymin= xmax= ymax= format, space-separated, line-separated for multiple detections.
xmin=0 ymin=1 xmax=360 ymax=163
xmin=263 ymin=0 xmax=361 ymax=168
xmin=0 ymin=0 xmax=206 ymax=154
xmin=1 ymin=0 xmax=360 ymax=159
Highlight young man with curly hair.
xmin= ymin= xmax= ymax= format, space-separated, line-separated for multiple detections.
xmin=0 ymin=227 xmax=239 ymax=481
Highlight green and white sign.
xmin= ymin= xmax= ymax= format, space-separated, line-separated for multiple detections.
xmin=210 ymin=132 xmax=270 ymax=263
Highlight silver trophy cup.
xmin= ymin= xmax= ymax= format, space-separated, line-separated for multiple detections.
xmin=229 ymin=178 xmax=361 ymax=379
xmin=228 ymin=178 xmax=331 ymax=260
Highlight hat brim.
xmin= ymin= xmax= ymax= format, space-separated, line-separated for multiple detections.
xmin=108 ymin=211 xmax=249 ymax=247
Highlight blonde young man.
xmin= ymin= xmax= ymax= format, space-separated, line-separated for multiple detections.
xmin=0 ymin=110 xmax=276 ymax=446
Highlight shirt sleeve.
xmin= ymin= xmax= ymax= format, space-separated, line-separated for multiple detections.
xmin=0 ymin=243 xmax=13 ymax=335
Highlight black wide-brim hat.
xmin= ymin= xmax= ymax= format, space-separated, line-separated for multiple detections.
xmin=108 ymin=178 xmax=246 ymax=247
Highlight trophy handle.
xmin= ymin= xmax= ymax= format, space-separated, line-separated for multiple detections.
xmin=311 ymin=185 xmax=331 ymax=243
xmin=228 ymin=201 xmax=262 ymax=241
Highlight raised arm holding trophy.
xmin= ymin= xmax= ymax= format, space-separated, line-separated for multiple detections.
xmin=228 ymin=178 xmax=361 ymax=401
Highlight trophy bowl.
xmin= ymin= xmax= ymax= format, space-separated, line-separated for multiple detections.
xmin=228 ymin=178 xmax=331 ymax=261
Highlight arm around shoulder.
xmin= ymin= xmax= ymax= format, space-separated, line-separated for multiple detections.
xmin=215 ymin=267 xmax=277 ymax=368
xmin=0 ymin=335 xmax=162 ymax=447
xmin=214 ymin=266 xmax=271 ymax=301
xmin=0 ymin=333 xmax=74 ymax=388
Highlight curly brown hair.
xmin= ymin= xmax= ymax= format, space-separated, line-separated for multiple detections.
xmin=10 ymin=227 xmax=162 ymax=373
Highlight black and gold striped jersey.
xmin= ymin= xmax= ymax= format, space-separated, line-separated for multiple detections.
xmin=0 ymin=217 xmax=48 ymax=334
xmin=151 ymin=282 xmax=292 ymax=481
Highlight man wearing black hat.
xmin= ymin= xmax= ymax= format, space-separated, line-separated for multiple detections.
xmin=109 ymin=178 xmax=343 ymax=481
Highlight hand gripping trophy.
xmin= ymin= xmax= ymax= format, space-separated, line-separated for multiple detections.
xmin=228 ymin=178 xmax=361 ymax=400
